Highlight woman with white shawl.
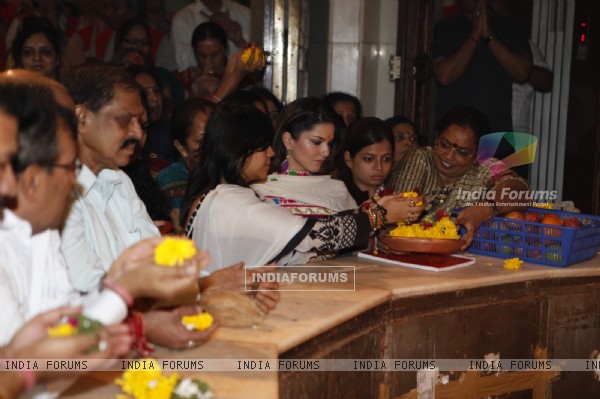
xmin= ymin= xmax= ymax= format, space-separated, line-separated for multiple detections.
xmin=252 ymin=97 xmax=357 ymax=217
xmin=182 ymin=99 xmax=422 ymax=275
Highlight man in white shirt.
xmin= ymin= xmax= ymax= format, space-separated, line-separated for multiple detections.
xmin=61 ymin=65 xmax=160 ymax=293
xmin=0 ymin=70 xmax=213 ymax=342
xmin=61 ymin=65 xmax=216 ymax=350
xmin=171 ymin=0 xmax=251 ymax=71
xmin=0 ymin=91 xmax=133 ymax=344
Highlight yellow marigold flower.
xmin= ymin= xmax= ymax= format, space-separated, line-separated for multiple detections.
xmin=47 ymin=322 xmax=78 ymax=337
xmin=401 ymin=192 xmax=423 ymax=206
xmin=503 ymin=258 xmax=524 ymax=270
xmin=241 ymin=44 xmax=264 ymax=65
xmin=154 ymin=237 xmax=197 ymax=267
xmin=116 ymin=359 xmax=179 ymax=399
xmin=389 ymin=217 xmax=459 ymax=239
xmin=181 ymin=312 xmax=214 ymax=331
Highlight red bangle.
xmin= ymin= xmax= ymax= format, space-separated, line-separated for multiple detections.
xmin=21 ymin=368 xmax=36 ymax=390
xmin=126 ymin=311 xmax=154 ymax=357
xmin=103 ymin=278 xmax=134 ymax=307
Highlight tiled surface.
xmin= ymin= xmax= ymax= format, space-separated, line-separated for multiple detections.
xmin=330 ymin=0 xmax=361 ymax=42
xmin=325 ymin=0 xmax=398 ymax=118
xmin=329 ymin=43 xmax=360 ymax=94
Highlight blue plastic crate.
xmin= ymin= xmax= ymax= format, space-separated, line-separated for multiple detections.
xmin=467 ymin=208 xmax=600 ymax=267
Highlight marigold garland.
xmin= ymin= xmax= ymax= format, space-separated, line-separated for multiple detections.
xmin=47 ymin=314 xmax=103 ymax=338
xmin=47 ymin=321 xmax=78 ymax=337
xmin=388 ymin=210 xmax=459 ymax=239
xmin=154 ymin=237 xmax=197 ymax=267
xmin=116 ymin=359 xmax=213 ymax=399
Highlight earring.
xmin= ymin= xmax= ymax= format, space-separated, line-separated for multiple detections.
xmin=281 ymin=148 xmax=291 ymax=172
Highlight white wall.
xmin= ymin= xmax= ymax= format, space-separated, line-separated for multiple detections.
xmin=325 ymin=0 xmax=398 ymax=119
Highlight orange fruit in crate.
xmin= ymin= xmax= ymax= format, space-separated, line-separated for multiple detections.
xmin=503 ymin=211 xmax=524 ymax=231
xmin=563 ymin=217 xmax=582 ymax=228
xmin=541 ymin=214 xmax=563 ymax=225
xmin=523 ymin=211 xmax=541 ymax=222
xmin=541 ymin=213 xmax=563 ymax=237
xmin=505 ymin=211 xmax=524 ymax=220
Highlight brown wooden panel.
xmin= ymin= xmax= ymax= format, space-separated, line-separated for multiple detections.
xmin=279 ymin=277 xmax=600 ymax=399
xmin=280 ymin=303 xmax=389 ymax=399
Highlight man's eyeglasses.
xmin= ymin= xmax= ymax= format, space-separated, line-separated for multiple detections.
xmin=434 ymin=137 xmax=474 ymax=159
xmin=51 ymin=159 xmax=82 ymax=174
xmin=393 ymin=132 xmax=417 ymax=142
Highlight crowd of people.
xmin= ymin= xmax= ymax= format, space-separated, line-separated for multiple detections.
xmin=0 ymin=0 xmax=541 ymax=397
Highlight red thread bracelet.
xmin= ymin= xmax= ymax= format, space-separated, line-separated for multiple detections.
xmin=103 ymin=278 xmax=134 ymax=307
xmin=126 ymin=311 xmax=154 ymax=356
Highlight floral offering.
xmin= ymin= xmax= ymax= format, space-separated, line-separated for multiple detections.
xmin=117 ymin=359 xmax=213 ymax=399
xmin=181 ymin=313 xmax=214 ymax=331
xmin=154 ymin=237 xmax=197 ymax=267
xmin=240 ymin=43 xmax=267 ymax=65
xmin=401 ymin=191 xmax=423 ymax=206
xmin=503 ymin=258 xmax=524 ymax=270
xmin=47 ymin=314 xmax=103 ymax=337
xmin=388 ymin=210 xmax=459 ymax=239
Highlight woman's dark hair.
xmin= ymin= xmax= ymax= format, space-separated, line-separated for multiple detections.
xmin=11 ymin=16 xmax=62 ymax=68
xmin=323 ymin=91 xmax=363 ymax=119
xmin=384 ymin=115 xmax=417 ymax=133
xmin=125 ymin=63 xmax=162 ymax=88
xmin=170 ymin=98 xmax=215 ymax=145
xmin=221 ymin=90 xmax=267 ymax=112
xmin=272 ymin=97 xmax=344 ymax=174
xmin=384 ymin=115 xmax=425 ymax=146
xmin=434 ymin=106 xmax=491 ymax=145
xmin=191 ymin=21 xmax=228 ymax=50
xmin=245 ymin=87 xmax=284 ymax=112
xmin=115 ymin=18 xmax=151 ymax=53
xmin=334 ymin=117 xmax=394 ymax=181
xmin=180 ymin=101 xmax=274 ymax=226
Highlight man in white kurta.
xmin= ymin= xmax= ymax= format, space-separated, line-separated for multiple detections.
xmin=0 ymin=210 xmax=127 ymax=345
xmin=61 ymin=65 xmax=159 ymax=293
xmin=61 ymin=165 xmax=159 ymax=292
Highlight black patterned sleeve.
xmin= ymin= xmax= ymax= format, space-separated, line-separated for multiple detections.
xmin=271 ymin=212 xmax=371 ymax=262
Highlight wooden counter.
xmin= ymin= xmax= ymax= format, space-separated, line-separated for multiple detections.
xmin=63 ymin=253 xmax=600 ymax=398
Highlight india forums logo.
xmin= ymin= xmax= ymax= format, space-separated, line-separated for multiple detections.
xmin=476 ymin=132 xmax=537 ymax=177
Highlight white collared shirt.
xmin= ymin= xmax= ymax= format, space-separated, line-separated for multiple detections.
xmin=61 ymin=165 xmax=159 ymax=293
xmin=171 ymin=0 xmax=251 ymax=71
xmin=0 ymin=210 xmax=127 ymax=345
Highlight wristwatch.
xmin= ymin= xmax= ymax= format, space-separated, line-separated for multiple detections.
xmin=484 ymin=35 xmax=495 ymax=44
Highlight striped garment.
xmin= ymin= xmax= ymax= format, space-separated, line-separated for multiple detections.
xmin=388 ymin=146 xmax=527 ymax=215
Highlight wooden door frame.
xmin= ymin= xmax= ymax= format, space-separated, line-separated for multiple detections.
xmin=393 ymin=0 xmax=435 ymax=142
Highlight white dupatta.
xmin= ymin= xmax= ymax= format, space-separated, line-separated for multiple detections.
xmin=191 ymin=184 xmax=308 ymax=273
xmin=251 ymin=174 xmax=357 ymax=216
